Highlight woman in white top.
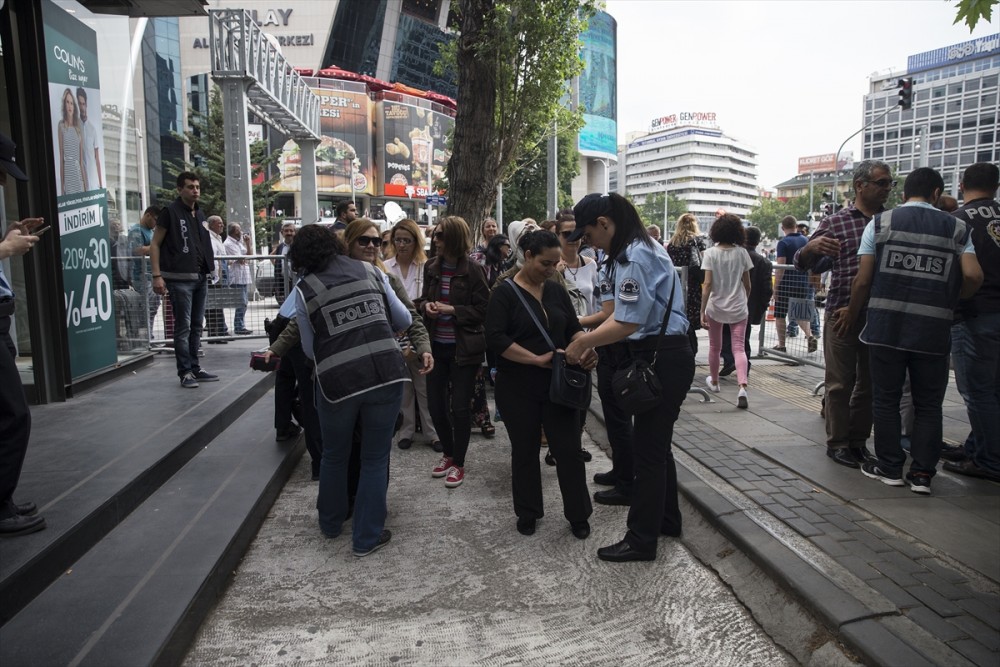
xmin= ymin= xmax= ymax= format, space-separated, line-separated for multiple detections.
xmin=384 ymin=219 xmax=439 ymax=450
xmin=701 ymin=214 xmax=753 ymax=409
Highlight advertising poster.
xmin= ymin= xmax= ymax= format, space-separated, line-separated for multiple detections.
xmin=578 ymin=11 xmax=618 ymax=159
xmin=42 ymin=0 xmax=117 ymax=380
xmin=378 ymin=101 xmax=454 ymax=198
xmin=275 ymin=79 xmax=374 ymax=195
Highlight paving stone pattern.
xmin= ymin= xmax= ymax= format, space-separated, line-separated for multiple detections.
xmin=672 ymin=418 xmax=1000 ymax=666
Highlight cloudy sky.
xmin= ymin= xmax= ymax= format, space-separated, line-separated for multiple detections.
xmin=605 ymin=0 xmax=998 ymax=190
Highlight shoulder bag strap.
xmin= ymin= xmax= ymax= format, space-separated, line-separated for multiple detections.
xmin=505 ymin=278 xmax=556 ymax=352
xmin=650 ymin=278 xmax=678 ymax=366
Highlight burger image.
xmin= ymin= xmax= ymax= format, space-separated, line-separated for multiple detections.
xmin=316 ymin=136 xmax=357 ymax=189
xmin=279 ymin=137 xmax=359 ymax=191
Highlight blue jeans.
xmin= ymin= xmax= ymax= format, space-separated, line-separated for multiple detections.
xmin=869 ymin=345 xmax=950 ymax=477
xmin=951 ymin=313 xmax=1000 ymax=474
xmin=166 ymin=277 xmax=207 ymax=377
xmin=232 ymin=283 xmax=249 ymax=331
xmin=316 ymin=382 xmax=404 ymax=551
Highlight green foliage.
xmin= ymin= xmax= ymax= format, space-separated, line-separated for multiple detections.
xmin=630 ymin=192 xmax=689 ymax=235
xmin=501 ymin=126 xmax=581 ymax=222
xmin=952 ymin=0 xmax=997 ymax=29
xmin=443 ymin=0 xmax=597 ymax=228
xmin=157 ymin=86 xmax=281 ymax=244
xmin=746 ymin=194 xmax=810 ymax=240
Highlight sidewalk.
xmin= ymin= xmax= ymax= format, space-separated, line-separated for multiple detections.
xmin=597 ymin=342 xmax=999 ymax=666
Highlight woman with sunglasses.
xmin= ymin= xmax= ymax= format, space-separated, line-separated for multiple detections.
xmin=285 ymin=224 xmax=412 ymax=557
xmin=565 ymin=193 xmax=695 ymax=563
xmin=384 ymin=219 xmax=440 ymax=452
xmin=416 ymin=216 xmax=490 ymax=488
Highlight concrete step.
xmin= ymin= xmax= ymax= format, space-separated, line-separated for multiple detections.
xmin=0 ymin=355 xmax=274 ymax=625
xmin=0 ymin=388 xmax=303 ymax=667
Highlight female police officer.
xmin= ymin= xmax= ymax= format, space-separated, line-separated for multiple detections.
xmin=564 ymin=193 xmax=695 ymax=562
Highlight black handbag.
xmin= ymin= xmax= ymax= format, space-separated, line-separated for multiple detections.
xmin=610 ymin=281 xmax=677 ymax=415
xmin=506 ymin=279 xmax=592 ymax=410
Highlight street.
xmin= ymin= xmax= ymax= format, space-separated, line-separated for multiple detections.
xmin=184 ymin=423 xmax=795 ymax=666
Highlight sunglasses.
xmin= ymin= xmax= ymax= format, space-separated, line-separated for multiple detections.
xmin=356 ymin=236 xmax=382 ymax=247
xmin=433 ymin=231 xmax=445 ymax=240
xmin=559 ymin=231 xmax=576 ymax=238
xmin=393 ymin=237 xmax=414 ymax=245
xmin=866 ymin=178 xmax=897 ymax=189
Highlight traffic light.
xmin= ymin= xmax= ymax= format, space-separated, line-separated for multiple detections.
xmin=898 ymin=77 xmax=914 ymax=110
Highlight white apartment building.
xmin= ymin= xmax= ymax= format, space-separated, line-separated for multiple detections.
xmin=863 ymin=33 xmax=999 ymax=194
xmin=624 ymin=113 xmax=758 ymax=222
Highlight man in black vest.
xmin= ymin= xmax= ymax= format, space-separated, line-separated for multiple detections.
xmin=150 ymin=171 xmax=220 ymax=388
xmin=835 ymin=168 xmax=982 ymax=495
xmin=944 ymin=163 xmax=1000 ymax=482
xmin=332 ymin=200 xmax=357 ymax=232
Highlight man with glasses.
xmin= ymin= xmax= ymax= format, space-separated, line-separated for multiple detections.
xmin=833 ymin=167 xmax=981 ymax=495
xmin=333 ymin=200 xmax=358 ymax=232
xmin=795 ymin=160 xmax=892 ymax=468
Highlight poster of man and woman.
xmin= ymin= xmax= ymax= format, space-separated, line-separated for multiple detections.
xmin=50 ymin=83 xmax=104 ymax=197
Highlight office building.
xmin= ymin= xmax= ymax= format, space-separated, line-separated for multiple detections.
xmin=863 ymin=33 xmax=999 ymax=194
xmin=623 ymin=113 xmax=759 ymax=222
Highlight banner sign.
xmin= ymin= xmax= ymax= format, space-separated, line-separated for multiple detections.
xmin=797 ymin=151 xmax=854 ymax=174
xmin=42 ymin=0 xmax=116 ymax=380
xmin=274 ymin=79 xmax=374 ymax=195
xmin=578 ymin=10 xmax=618 ymax=159
xmin=377 ymin=100 xmax=453 ymax=198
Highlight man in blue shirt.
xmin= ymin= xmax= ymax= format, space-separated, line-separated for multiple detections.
xmin=0 ymin=133 xmax=47 ymax=536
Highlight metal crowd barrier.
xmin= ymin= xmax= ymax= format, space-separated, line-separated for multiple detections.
xmin=110 ymin=254 xmax=293 ymax=349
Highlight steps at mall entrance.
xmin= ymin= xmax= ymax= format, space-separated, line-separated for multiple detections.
xmin=0 ymin=361 xmax=304 ymax=665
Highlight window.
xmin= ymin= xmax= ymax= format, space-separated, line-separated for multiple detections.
xmin=961 ymin=133 xmax=977 ymax=147
xmin=932 ymin=86 xmax=946 ymax=98
xmin=916 ymin=106 xmax=929 ymax=119
xmin=947 ymin=119 xmax=960 ymax=131
xmin=948 ymin=83 xmax=963 ymax=95
xmin=947 ymin=99 xmax=962 ymax=114
xmin=977 ymin=149 xmax=994 ymax=162
xmin=967 ymin=78 xmax=980 ymax=91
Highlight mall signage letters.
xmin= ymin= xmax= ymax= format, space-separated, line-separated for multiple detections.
xmin=650 ymin=112 xmax=718 ymax=131
xmin=193 ymin=8 xmax=314 ymax=48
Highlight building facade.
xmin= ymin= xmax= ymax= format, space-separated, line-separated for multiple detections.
xmin=863 ymin=33 xmax=999 ymax=194
xmin=623 ymin=114 xmax=758 ymax=222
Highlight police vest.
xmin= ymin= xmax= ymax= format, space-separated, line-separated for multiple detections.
xmin=296 ymin=257 xmax=408 ymax=404
xmin=860 ymin=206 xmax=970 ymax=355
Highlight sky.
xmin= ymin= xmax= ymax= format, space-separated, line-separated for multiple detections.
xmin=605 ymin=0 xmax=999 ymax=190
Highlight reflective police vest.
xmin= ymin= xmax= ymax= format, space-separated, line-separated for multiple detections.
xmin=860 ymin=206 xmax=970 ymax=355
xmin=296 ymin=257 xmax=408 ymax=404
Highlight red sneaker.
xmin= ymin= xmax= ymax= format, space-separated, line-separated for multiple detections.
xmin=445 ymin=466 xmax=465 ymax=488
xmin=431 ymin=456 xmax=453 ymax=478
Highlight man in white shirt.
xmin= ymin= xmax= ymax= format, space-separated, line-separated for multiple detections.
xmin=204 ymin=216 xmax=230 ymax=341
xmin=76 ymin=88 xmax=102 ymax=191
xmin=224 ymin=222 xmax=253 ymax=334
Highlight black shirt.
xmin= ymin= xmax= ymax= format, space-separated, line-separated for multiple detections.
xmin=486 ymin=279 xmax=582 ymax=371
xmin=953 ymin=197 xmax=1000 ymax=319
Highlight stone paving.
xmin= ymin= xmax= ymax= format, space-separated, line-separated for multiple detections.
xmin=605 ymin=354 xmax=1000 ymax=667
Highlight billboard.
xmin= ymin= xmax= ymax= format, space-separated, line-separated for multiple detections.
xmin=797 ymin=151 xmax=854 ymax=174
xmin=274 ymin=79 xmax=374 ymax=194
xmin=377 ymin=99 xmax=454 ymax=198
xmin=578 ymin=10 xmax=617 ymax=159
xmin=42 ymin=0 xmax=117 ymax=380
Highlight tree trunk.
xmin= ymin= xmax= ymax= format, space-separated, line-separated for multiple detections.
xmin=446 ymin=0 xmax=500 ymax=233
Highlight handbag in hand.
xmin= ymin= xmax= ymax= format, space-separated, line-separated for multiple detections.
xmin=505 ymin=279 xmax=592 ymax=410
xmin=610 ymin=281 xmax=677 ymax=415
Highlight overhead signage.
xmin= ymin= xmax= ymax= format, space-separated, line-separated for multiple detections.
xmin=274 ymin=79 xmax=373 ymax=195
xmin=42 ymin=0 xmax=117 ymax=380
xmin=377 ymin=100 xmax=454 ymax=198
xmin=650 ymin=112 xmax=719 ymax=132
xmin=191 ymin=8 xmax=316 ymax=48
xmin=907 ymin=33 xmax=999 ymax=74
xmin=797 ymin=151 xmax=854 ymax=174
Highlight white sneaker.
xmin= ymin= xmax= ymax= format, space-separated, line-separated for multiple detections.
xmin=737 ymin=387 xmax=748 ymax=409
xmin=705 ymin=376 xmax=720 ymax=393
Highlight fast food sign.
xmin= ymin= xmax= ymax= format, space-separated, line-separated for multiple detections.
xmin=275 ymin=79 xmax=373 ymax=194
xmin=378 ymin=100 xmax=454 ymax=198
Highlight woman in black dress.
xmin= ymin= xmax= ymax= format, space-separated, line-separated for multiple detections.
xmin=486 ymin=230 xmax=597 ymax=538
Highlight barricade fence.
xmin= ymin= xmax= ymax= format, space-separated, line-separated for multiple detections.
xmin=110 ymin=254 xmax=292 ymax=349
xmin=755 ymin=261 xmax=828 ymax=371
